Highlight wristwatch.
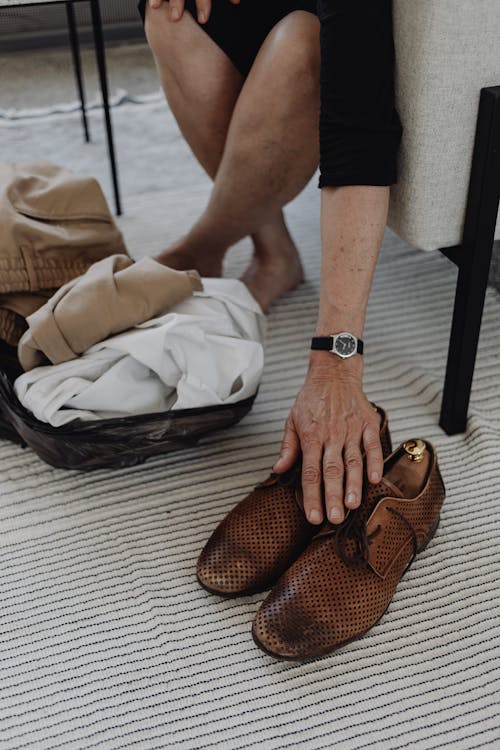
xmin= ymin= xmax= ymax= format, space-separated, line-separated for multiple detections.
xmin=311 ymin=332 xmax=364 ymax=359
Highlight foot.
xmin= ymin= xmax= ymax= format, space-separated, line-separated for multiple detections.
xmin=241 ymin=226 xmax=304 ymax=312
xmin=155 ymin=240 xmax=223 ymax=278
xmin=241 ymin=253 xmax=304 ymax=312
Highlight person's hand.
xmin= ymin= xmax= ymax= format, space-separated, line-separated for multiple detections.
xmin=148 ymin=0 xmax=211 ymax=23
xmin=273 ymin=353 xmax=383 ymax=525
xmin=148 ymin=0 xmax=240 ymax=24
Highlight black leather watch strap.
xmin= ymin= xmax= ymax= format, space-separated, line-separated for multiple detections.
xmin=311 ymin=336 xmax=364 ymax=355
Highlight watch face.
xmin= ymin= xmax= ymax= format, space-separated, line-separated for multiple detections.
xmin=334 ymin=333 xmax=356 ymax=358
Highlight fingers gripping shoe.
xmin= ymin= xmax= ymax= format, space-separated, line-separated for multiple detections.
xmin=252 ymin=439 xmax=445 ymax=660
xmin=196 ymin=405 xmax=392 ymax=597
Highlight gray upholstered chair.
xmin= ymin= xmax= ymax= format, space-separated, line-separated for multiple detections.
xmin=389 ymin=0 xmax=500 ymax=434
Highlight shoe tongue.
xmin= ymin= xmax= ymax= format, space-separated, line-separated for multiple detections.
xmin=374 ymin=476 xmax=405 ymax=499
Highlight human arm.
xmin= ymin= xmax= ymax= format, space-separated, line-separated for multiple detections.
xmin=274 ymin=185 xmax=389 ymax=525
xmin=274 ymin=0 xmax=402 ymax=524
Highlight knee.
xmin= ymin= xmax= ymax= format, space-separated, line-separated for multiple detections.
xmin=269 ymin=12 xmax=320 ymax=87
xmin=144 ymin=3 xmax=175 ymax=56
xmin=144 ymin=4 xmax=162 ymax=52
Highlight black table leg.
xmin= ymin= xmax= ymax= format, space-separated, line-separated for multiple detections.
xmin=89 ymin=0 xmax=122 ymax=215
xmin=66 ymin=1 xmax=90 ymax=143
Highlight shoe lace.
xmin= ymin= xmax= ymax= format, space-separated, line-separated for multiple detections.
xmin=334 ymin=505 xmax=418 ymax=568
xmin=333 ymin=509 xmax=379 ymax=567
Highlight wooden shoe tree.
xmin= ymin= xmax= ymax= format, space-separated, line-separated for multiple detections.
xmin=384 ymin=440 xmax=431 ymax=499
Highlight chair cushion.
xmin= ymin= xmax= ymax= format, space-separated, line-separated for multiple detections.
xmin=389 ymin=0 xmax=500 ymax=251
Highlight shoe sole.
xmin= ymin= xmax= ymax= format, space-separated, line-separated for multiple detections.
xmin=252 ymin=514 xmax=441 ymax=661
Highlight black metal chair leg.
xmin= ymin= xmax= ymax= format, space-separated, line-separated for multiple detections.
xmin=66 ymin=1 xmax=90 ymax=143
xmin=439 ymin=86 xmax=500 ymax=435
xmin=89 ymin=0 xmax=122 ymax=215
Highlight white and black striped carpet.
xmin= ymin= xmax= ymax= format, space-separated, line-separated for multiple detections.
xmin=1 ymin=100 xmax=499 ymax=749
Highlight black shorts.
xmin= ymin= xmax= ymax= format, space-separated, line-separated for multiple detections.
xmin=139 ymin=0 xmax=402 ymax=188
xmin=138 ymin=0 xmax=317 ymax=77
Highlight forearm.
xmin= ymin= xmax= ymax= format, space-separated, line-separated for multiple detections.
xmin=315 ymin=0 xmax=398 ymax=343
xmin=316 ymin=184 xmax=388 ymax=335
xmin=310 ymin=185 xmax=389 ymax=377
xmin=275 ymin=1 xmax=400 ymax=513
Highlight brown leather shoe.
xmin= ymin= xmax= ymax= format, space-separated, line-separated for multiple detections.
xmin=252 ymin=438 xmax=445 ymax=660
xmin=196 ymin=404 xmax=392 ymax=597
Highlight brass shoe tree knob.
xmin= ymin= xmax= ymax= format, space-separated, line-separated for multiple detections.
xmin=403 ymin=438 xmax=426 ymax=463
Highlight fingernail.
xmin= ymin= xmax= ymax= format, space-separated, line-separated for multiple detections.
xmin=370 ymin=471 xmax=380 ymax=483
xmin=309 ymin=509 xmax=321 ymax=524
xmin=198 ymin=10 xmax=206 ymax=22
xmin=171 ymin=7 xmax=180 ymax=20
xmin=329 ymin=508 xmax=344 ymax=524
xmin=346 ymin=492 xmax=357 ymax=507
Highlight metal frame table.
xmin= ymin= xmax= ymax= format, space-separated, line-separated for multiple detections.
xmin=1 ymin=0 xmax=122 ymax=214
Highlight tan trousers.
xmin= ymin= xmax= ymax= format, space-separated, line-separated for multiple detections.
xmin=0 ymin=161 xmax=127 ymax=347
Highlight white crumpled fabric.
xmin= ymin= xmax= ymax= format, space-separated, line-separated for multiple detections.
xmin=14 ymin=278 xmax=266 ymax=427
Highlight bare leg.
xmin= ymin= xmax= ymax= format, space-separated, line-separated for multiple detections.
xmin=146 ymin=7 xmax=320 ymax=310
xmin=145 ymin=3 xmax=242 ymax=181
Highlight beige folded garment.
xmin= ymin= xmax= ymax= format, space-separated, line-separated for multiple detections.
xmin=0 ymin=161 xmax=127 ymax=295
xmin=0 ymin=161 xmax=127 ymax=354
xmin=18 ymin=254 xmax=203 ymax=372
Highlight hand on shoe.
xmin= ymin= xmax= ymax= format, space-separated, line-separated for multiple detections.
xmin=148 ymin=0 xmax=240 ymax=24
xmin=273 ymin=352 xmax=383 ymax=526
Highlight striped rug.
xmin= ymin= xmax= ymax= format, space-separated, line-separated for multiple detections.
xmin=1 ymin=118 xmax=500 ymax=749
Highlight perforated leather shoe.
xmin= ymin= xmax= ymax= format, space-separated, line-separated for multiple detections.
xmin=197 ymin=405 xmax=392 ymax=597
xmin=252 ymin=439 xmax=445 ymax=660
